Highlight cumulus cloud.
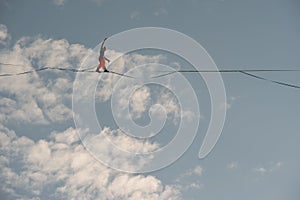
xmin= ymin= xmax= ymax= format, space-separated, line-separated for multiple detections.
xmin=81 ymin=127 xmax=162 ymax=171
xmin=0 ymin=24 xmax=8 ymax=40
xmin=129 ymin=86 xmax=151 ymax=119
xmin=174 ymin=165 xmax=204 ymax=193
xmin=0 ymin=24 xmax=11 ymax=46
xmin=0 ymin=34 xmax=89 ymax=125
xmin=0 ymin=27 xmax=193 ymax=199
xmin=156 ymin=89 xmax=180 ymax=121
xmin=0 ymin=97 xmax=47 ymax=124
xmin=0 ymin=125 xmax=181 ymax=199
xmin=0 ymin=25 xmax=185 ymax=128
xmin=109 ymin=78 xmax=192 ymax=125
xmin=94 ymin=52 xmax=164 ymax=102
xmin=0 ymin=27 xmax=197 ymax=130
xmin=91 ymin=51 xmax=186 ymax=124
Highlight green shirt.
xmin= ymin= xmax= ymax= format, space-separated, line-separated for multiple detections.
xmin=100 ymin=48 xmax=105 ymax=57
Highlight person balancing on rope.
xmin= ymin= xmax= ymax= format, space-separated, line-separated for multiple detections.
xmin=96 ymin=37 xmax=110 ymax=73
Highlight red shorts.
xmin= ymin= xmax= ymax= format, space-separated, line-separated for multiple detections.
xmin=97 ymin=56 xmax=106 ymax=70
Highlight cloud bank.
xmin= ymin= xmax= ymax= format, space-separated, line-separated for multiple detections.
xmin=0 ymin=24 xmax=184 ymax=199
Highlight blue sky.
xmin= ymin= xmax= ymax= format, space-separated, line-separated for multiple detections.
xmin=0 ymin=0 xmax=300 ymax=199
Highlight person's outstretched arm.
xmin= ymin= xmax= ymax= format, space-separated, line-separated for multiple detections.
xmin=101 ymin=37 xmax=107 ymax=49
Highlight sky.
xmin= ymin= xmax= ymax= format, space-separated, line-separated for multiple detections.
xmin=0 ymin=0 xmax=300 ymax=199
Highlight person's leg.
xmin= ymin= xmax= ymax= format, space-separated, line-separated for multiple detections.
xmin=99 ymin=57 xmax=106 ymax=71
xmin=96 ymin=56 xmax=102 ymax=71
xmin=96 ymin=57 xmax=105 ymax=72
xmin=96 ymin=57 xmax=109 ymax=72
xmin=96 ymin=64 xmax=101 ymax=72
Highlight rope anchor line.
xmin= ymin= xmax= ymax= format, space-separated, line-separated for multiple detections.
xmin=0 ymin=62 xmax=300 ymax=89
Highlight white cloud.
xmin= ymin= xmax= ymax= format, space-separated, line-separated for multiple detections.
xmin=255 ymin=167 xmax=267 ymax=175
xmin=15 ymin=37 xmax=87 ymax=68
xmin=130 ymin=11 xmax=141 ymax=20
xmin=96 ymin=127 xmax=160 ymax=154
xmin=254 ymin=161 xmax=283 ymax=176
xmin=189 ymin=182 xmax=203 ymax=189
xmin=193 ymin=165 xmax=204 ymax=175
xmin=154 ymin=8 xmax=168 ymax=16
xmin=183 ymin=181 xmax=204 ymax=191
xmin=0 ymin=97 xmax=47 ymax=124
xmin=109 ymin=174 xmax=166 ymax=198
xmin=175 ymin=165 xmax=204 ymax=182
xmin=156 ymin=89 xmax=180 ymax=123
xmin=0 ymin=28 xmax=184 ymax=128
xmin=129 ymin=86 xmax=151 ymax=119
xmin=0 ymin=24 xmax=191 ymax=200
xmin=0 ymin=125 xmax=181 ymax=199
xmin=0 ymin=24 xmax=11 ymax=46
xmin=174 ymin=165 xmax=204 ymax=193
xmin=0 ymin=35 xmax=89 ymax=125
xmin=91 ymin=51 xmax=184 ymax=124
xmin=53 ymin=0 xmax=66 ymax=6
xmin=109 ymin=77 xmax=191 ymax=124
xmin=227 ymin=161 xmax=239 ymax=169
xmin=0 ymin=24 xmax=8 ymax=39
xmin=219 ymin=95 xmax=241 ymax=111
xmin=95 ymin=52 xmax=165 ymax=102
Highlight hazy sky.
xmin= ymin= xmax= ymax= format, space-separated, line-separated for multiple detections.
xmin=0 ymin=0 xmax=300 ymax=199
